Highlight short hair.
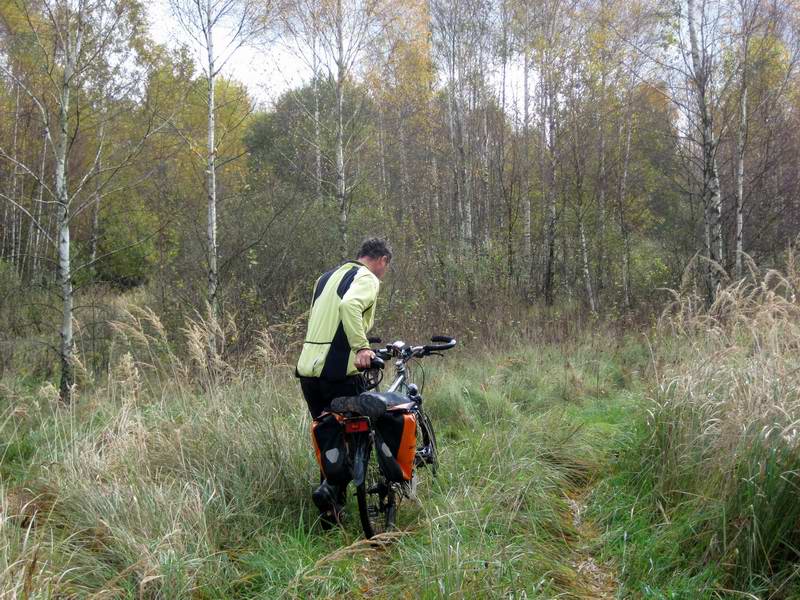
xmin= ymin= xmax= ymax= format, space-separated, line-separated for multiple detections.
xmin=357 ymin=237 xmax=392 ymax=261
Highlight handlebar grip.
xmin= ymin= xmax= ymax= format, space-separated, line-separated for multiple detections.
xmin=425 ymin=336 xmax=457 ymax=352
xmin=356 ymin=356 xmax=384 ymax=371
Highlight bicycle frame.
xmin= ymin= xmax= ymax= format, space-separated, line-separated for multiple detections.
xmin=343 ymin=336 xmax=454 ymax=538
xmin=385 ymin=361 xmax=410 ymax=394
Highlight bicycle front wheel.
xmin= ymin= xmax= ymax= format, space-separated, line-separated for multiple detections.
xmin=355 ymin=444 xmax=396 ymax=538
xmin=417 ymin=410 xmax=438 ymax=476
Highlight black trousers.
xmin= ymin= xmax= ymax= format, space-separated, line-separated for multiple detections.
xmin=299 ymin=375 xmax=365 ymax=419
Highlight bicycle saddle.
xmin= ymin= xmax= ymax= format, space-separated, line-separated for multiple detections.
xmin=330 ymin=391 xmax=409 ymax=419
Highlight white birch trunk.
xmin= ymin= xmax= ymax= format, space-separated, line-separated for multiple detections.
xmin=447 ymin=78 xmax=462 ymax=242
xmin=335 ymin=0 xmax=347 ymax=257
xmin=378 ymin=108 xmax=389 ymax=200
xmin=56 ymin=22 xmax=83 ymax=402
xmin=618 ymin=114 xmax=633 ymax=308
xmin=31 ymin=133 xmax=47 ymax=280
xmin=522 ymin=28 xmax=532 ymax=282
xmin=312 ymin=26 xmax=323 ymax=206
xmin=579 ymin=217 xmax=596 ymax=313
xmin=206 ymin=0 xmax=219 ymax=342
xmin=597 ymin=117 xmax=607 ymax=292
xmin=398 ymin=117 xmax=410 ymax=227
xmin=687 ymin=0 xmax=724 ymax=293
xmin=480 ymin=106 xmax=490 ymax=253
xmin=9 ymin=81 xmax=20 ymax=271
xmin=543 ymin=74 xmax=558 ymax=305
xmin=735 ymin=64 xmax=747 ymax=279
xmin=89 ymin=117 xmax=106 ymax=272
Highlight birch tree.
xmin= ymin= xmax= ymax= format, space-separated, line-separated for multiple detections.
xmin=0 ymin=0 xmax=158 ymax=401
xmin=314 ymin=0 xmax=392 ymax=257
xmin=280 ymin=0 xmax=327 ymax=207
xmin=169 ymin=0 xmax=270 ymax=346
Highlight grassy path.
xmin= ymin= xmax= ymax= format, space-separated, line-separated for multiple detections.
xmin=235 ymin=341 xmax=646 ymax=598
xmin=567 ymin=489 xmax=617 ymax=598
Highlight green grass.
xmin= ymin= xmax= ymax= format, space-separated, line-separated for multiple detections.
xmin=585 ymin=274 xmax=800 ymax=600
xmin=8 ymin=277 xmax=800 ymax=598
xmin=0 ymin=334 xmax=648 ymax=598
xmin=590 ymin=421 xmax=800 ymax=599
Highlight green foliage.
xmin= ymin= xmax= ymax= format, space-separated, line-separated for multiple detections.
xmin=93 ymin=211 xmax=158 ymax=289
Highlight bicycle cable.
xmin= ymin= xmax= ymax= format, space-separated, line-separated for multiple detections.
xmin=414 ymin=358 xmax=426 ymax=395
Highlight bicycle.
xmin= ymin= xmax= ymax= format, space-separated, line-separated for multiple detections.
xmin=328 ymin=335 xmax=456 ymax=538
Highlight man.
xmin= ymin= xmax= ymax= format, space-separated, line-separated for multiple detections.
xmin=296 ymin=237 xmax=392 ymax=525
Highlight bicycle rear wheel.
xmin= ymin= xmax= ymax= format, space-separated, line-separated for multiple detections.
xmin=355 ymin=443 xmax=396 ymax=538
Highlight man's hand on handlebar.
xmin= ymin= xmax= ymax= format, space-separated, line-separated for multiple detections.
xmin=355 ymin=348 xmax=376 ymax=370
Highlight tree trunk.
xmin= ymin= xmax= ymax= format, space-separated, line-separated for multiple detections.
xmin=430 ymin=152 xmax=440 ymax=237
xmin=618 ymin=114 xmax=633 ymax=309
xmin=446 ymin=70 xmax=463 ymax=244
xmin=335 ymin=0 xmax=347 ymax=257
xmin=595 ymin=0 xmax=608 ymax=294
xmin=378 ymin=107 xmax=389 ymax=200
xmin=206 ymin=0 xmax=219 ymax=347
xmin=480 ymin=106 xmax=490 ymax=255
xmin=57 ymin=30 xmax=82 ymax=403
xmin=398 ymin=116 xmax=410 ymax=228
xmin=735 ymin=58 xmax=748 ymax=279
xmin=596 ymin=115 xmax=607 ymax=293
xmin=542 ymin=72 xmax=558 ymax=305
xmin=30 ymin=132 xmax=47 ymax=281
xmin=89 ymin=117 xmax=105 ymax=274
xmin=312 ymin=27 xmax=323 ymax=206
xmin=579 ymin=217 xmax=596 ymax=313
xmin=522 ymin=27 xmax=532 ymax=285
xmin=9 ymin=80 xmax=20 ymax=272
xmin=457 ymin=98 xmax=471 ymax=249
xmin=687 ymin=0 xmax=724 ymax=295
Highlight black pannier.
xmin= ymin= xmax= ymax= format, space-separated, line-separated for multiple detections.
xmin=311 ymin=413 xmax=350 ymax=484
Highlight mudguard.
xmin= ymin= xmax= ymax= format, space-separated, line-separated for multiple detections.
xmin=351 ymin=433 xmax=369 ymax=487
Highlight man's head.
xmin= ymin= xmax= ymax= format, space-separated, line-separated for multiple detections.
xmin=357 ymin=237 xmax=392 ymax=280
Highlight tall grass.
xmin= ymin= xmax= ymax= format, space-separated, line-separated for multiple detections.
xmin=0 ymin=304 xmax=643 ymax=598
xmin=596 ymin=262 xmax=800 ymax=597
xmin=0 ymin=307 xmax=314 ymax=598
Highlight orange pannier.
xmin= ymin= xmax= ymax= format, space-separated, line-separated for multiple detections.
xmin=374 ymin=408 xmax=417 ymax=482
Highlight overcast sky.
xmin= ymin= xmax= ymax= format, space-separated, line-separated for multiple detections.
xmin=147 ymin=0 xmax=309 ymax=108
xmin=146 ymin=0 xmax=528 ymax=122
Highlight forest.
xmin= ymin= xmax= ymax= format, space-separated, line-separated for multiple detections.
xmin=1 ymin=0 xmax=800 ymax=597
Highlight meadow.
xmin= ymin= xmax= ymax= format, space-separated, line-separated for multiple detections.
xmin=2 ymin=267 xmax=800 ymax=598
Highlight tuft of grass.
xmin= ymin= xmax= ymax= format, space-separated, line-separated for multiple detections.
xmin=592 ymin=263 xmax=800 ymax=598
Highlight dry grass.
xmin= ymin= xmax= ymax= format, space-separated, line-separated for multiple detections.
xmin=644 ymin=256 xmax=800 ymax=591
xmin=0 ymin=307 xmax=311 ymax=598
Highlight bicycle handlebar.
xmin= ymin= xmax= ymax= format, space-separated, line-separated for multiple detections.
xmin=426 ymin=335 xmax=457 ymax=352
xmin=355 ymin=355 xmax=385 ymax=371
xmin=364 ymin=335 xmax=457 ymax=367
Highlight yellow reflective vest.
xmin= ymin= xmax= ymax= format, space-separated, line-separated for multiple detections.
xmin=296 ymin=261 xmax=379 ymax=380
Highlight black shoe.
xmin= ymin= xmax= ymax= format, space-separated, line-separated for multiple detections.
xmin=312 ymin=481 xmax=337 ymax=513
xmin=313 ymin=481 xmax=346 ymax=529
